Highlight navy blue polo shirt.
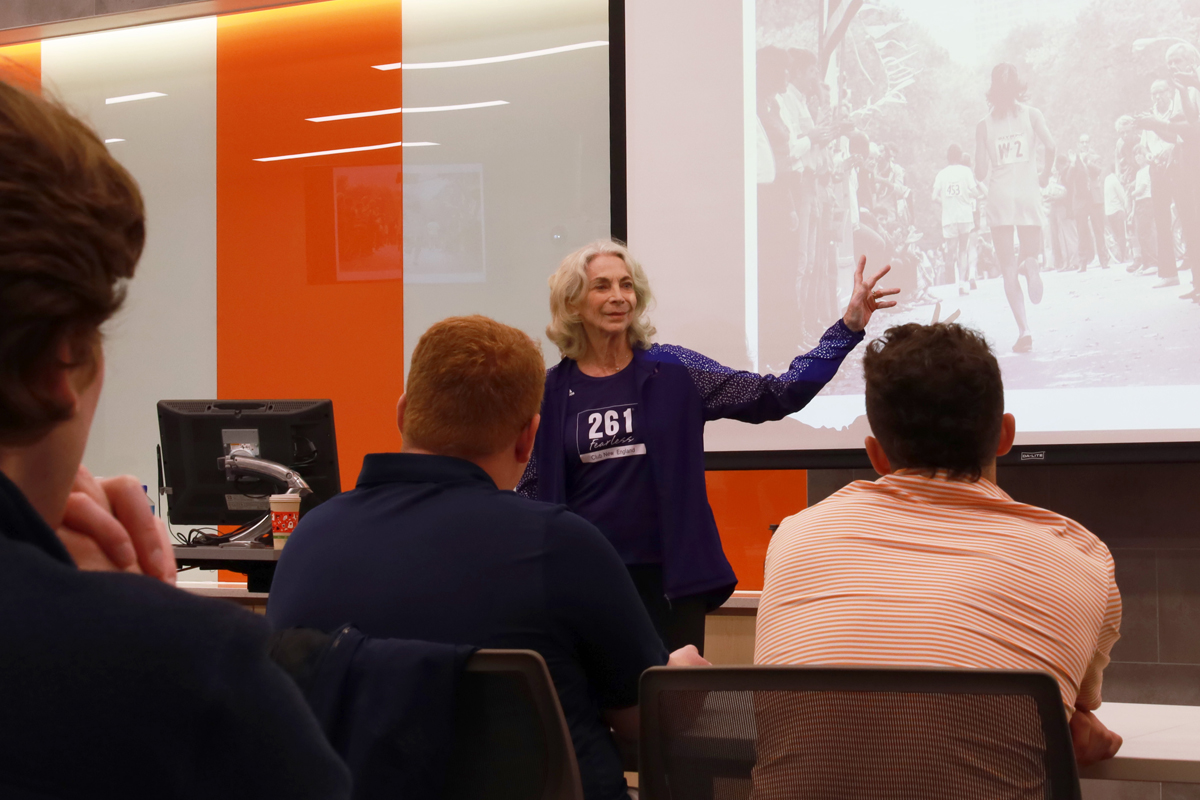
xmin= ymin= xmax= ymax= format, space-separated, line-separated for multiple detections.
xmin=267 ymin=453 xmax=669 ymax=800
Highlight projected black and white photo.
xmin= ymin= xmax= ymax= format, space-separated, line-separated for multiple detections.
xmin=754 ymin=0 xmax=1200 ymax=442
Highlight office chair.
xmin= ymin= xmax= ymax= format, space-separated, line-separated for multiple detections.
xmin=444 ymin=649 xmax=584 ymax=800
xmin=639 ymin=666 xmax=1080 ymax=800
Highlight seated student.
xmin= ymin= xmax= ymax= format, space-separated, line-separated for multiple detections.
xmin=0 ymin=81 xmax=350 ymax=798
xmin=755 ymin=323 xmax=1123 ymax=772
xmin=268 ymin=315 xmax=708 ymax=800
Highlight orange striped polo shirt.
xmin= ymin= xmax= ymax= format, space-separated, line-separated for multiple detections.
xmin=755 ymin=472 xmax=1121 ymax=711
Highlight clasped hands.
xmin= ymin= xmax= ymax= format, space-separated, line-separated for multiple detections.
xmin=56 ymin=465 xmax=176 ymax=585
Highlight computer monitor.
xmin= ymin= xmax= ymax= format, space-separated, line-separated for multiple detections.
xmin=157 ymin=399 xmax=340 ymax=526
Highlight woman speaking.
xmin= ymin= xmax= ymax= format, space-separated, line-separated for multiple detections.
xmin=518 ymin=240 xmax=896 ymax=652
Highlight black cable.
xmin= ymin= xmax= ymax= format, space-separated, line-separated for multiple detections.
xmin=171 ymin=525 xmax=218 ymax=547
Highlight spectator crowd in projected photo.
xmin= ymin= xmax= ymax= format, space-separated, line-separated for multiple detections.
xmin=756 ymin=0 xmax=1200 ymax=394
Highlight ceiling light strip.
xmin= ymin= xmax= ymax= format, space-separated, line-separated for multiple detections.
xmin=372 ymin=41 xmax=608 ymax=71
xmin=253 ymin=140 xmax=437 ymax=162
xmin=106 ymin=91 xmax=166 ymax=105
xmin=104 ymin=138 xmax=125 ymax=144
xmin=307 ymin=100 xmax=508 ymax=123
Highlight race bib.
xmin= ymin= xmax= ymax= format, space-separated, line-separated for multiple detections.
xmin=946 ymin=182 xmax=962 ymax=197
xmin=575 ymin=403 xmax=646 ymax=463
xmin=996 ymin=133 xmax=1030 ymax=165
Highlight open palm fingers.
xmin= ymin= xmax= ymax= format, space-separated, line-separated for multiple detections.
xmin=869 ymin=287 xmax=900 ymax=310
xmin=865 ymin=263 xmax=892 ymax=290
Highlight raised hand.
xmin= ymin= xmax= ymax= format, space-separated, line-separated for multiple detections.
xmin=842 ymin=255 xmax=900 ymax=332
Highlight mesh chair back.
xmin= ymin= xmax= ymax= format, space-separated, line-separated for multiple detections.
xmin=444 ymin=649 xmax=583 ymax=800
xmin=640 ymin=666 xmax=1079 ymax=800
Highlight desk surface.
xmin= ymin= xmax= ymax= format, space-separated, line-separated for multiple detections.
xmin=173 ymin=545 xmax=281 ymax=562
xmin=1081 ymin=702 xmax=1200 ymax=783
xmin=179 ymin=582 xmax=270 ymax=600
xmin=679 ymin=694 xmax=1200 ymax=785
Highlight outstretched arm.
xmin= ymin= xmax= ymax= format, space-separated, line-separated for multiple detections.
xmin=669 ymin=322 xmax=861 ymax=424
xmin=674 ymin=256 xmax=894 ymax=423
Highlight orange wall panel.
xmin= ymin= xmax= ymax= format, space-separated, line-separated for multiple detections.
xmin=706 ymin=469 xmax=807 ymax=591
xmin=216 ymin=0 xmax=405 ymax=491
xmin=0 ymin=42 xmax=41 ymax=93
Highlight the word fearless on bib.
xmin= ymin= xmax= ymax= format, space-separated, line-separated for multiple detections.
xmin=574 ymin=403 xmax=648 ymax=464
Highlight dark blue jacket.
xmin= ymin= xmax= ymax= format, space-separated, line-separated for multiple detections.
xmin=518 ymin=320 xmax=864 ymax=602
xmin=287 ymin=624 xmax=475 ymax=800
xmin=0 ymin=469 xmax=351 ymax=800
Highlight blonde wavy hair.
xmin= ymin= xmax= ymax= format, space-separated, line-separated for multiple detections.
xmin=546 ymin=239 xmax=656 ymax=361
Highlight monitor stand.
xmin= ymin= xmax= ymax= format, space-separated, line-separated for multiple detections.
xmin=202 ymin=454 xmax=313 ymax=547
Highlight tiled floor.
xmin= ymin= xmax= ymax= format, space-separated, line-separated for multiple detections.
xmin=1104 ymin=546 xmax=1200 ymax=708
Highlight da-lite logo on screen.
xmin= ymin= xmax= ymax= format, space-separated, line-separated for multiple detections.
xmin=1020 ymin=451 xmax=1046 ymax=462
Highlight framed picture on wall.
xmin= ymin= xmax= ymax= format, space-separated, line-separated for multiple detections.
xmin=401 ymin=163 xmax=486 ymax=284
xmin=332 ymin=164 xmax=404 ymax=283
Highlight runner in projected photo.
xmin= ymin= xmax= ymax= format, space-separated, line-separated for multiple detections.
xmin=755 ymin=0 xmax=1200 ymax=398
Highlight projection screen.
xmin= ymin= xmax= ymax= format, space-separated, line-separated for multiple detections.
xmin=627 ymin=0 xmax=1200 ymax=460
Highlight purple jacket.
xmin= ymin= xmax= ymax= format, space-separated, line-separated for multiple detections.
xmin=517 ymin=320 xmax=864 ymax=602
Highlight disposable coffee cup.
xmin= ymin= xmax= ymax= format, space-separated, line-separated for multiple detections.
xmin=270 ymin=494 xmax=302 ymax=550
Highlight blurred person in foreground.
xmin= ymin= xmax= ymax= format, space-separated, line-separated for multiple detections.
xmin=267 ymin=315 xmax=709 ymax=800
xmin=0 ymin=81 xmax=349 ymax=797
xmin=755 ymin=323 xmax=1123 ymax=787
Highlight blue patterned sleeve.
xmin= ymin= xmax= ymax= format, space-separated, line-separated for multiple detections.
xmin=515 ymin=450 xmax=538 ymax=498
xmin=662 ymin=319 xmax=864 ymax=423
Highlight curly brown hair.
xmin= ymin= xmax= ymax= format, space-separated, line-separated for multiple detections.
xmin=0 ymin=81 xmax=145 ymax=446
xmin=863 ymin=323 xmax=1004 ymax=481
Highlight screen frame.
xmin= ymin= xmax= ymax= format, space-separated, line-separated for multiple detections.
xmin=704 ymin=441 xmax=1200 ymax=470
xmin=609 ymin=0 xmax=627 ymax=243
xmin=609 ymin=0 xmax=1200 ymax=470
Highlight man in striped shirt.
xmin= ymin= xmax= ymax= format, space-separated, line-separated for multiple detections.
xmin=756 ymin=323 xmax=1122 ymax=770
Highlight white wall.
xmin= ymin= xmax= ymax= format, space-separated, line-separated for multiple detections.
xmin=401 ymin=0 xmax=610 ymax=368
xmin=43 ymin=18 xmax=218 ymax=500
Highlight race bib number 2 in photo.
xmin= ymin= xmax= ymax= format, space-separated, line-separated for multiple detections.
xmin=576 ymin=404 xmax=647 ymax=464
xmin=997 ymin=133 xmax=1030 ymax=165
